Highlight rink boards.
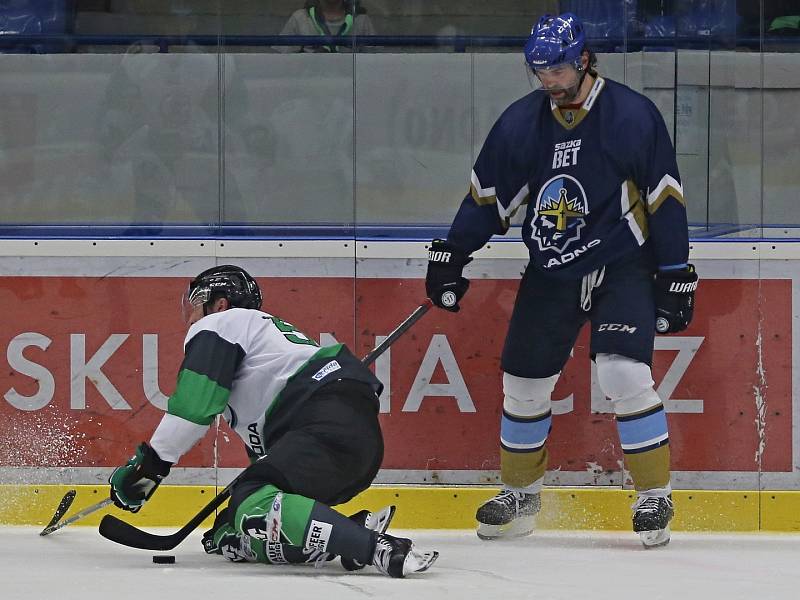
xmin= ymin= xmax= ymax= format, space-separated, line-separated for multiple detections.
xmin=3 ymin=484 xmax=800 ymax=531
xmin=1 ymin=239 xmax=800 ymax=529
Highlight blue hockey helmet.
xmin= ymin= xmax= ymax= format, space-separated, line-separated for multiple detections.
xmin=524 ymin=13 xmax=586 ymax=72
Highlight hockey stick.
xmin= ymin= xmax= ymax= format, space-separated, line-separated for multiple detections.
xmin=361 ymin=298 xmax=432 ymax=366
xmin=40 ymin=497 xmax=113 ymax=536
xmin=99 ymin=299 xmax=432 ymax=551
xmin=39 ymin=489 xmax=77 ymax=535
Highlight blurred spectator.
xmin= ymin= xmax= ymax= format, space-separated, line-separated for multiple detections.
xmin=736 ymin=1 xmax=799 ymax=41
xmin=769 ymin=15 xmax=800 ymax=35
xmin=766 ymin=0 xmax=800 ymax=36
xmin=277 ymin=0 xmax=375 ymax=53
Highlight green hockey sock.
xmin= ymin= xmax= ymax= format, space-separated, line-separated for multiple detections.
xmin=233 ymin=484 xmax=375 ymax=565
xmin=234 ymin=483 xmax=314 ymax=547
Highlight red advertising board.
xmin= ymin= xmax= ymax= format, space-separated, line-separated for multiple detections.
xmin=0 ymin=276 xmax=792 ymax=477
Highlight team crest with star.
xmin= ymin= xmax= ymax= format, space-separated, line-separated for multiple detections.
xmin=531 ymin=174 xmax=589 ymax=253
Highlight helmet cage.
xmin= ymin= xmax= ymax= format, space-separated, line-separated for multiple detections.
xmin=187 ymin=285 xmax=211 ymax=307
xmin=181 ymin=286 xmax=209 ymax=323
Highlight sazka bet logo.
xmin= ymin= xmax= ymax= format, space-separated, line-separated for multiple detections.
xmin=531 ymin=174 xmax=589 ymax=253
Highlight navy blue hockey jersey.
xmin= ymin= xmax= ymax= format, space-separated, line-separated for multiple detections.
xmin=447 ymin=76 xmax=689 ymax=279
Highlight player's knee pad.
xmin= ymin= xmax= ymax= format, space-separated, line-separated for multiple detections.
xmin=595 ymin=353 xmax=660 ymax=415
xmin=501 ymin=372 xmax=558 ymax=457
xmin=597 ymin=355 xmax=669 ymax=474
xmin=502 ymin=372 xmax=558 ymax=417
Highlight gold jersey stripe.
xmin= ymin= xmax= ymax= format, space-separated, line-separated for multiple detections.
xmin=649 ymin=185 xmax=686 ymax=213
xmin=470 ymin=182 xmax=498 ymax=206
xmin=626 ymin=180 xmax=649 ymax=239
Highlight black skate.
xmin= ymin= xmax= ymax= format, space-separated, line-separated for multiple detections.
xmin=476 ymin=489 xmax=541 ymax=540
xmin=371 ymin=533 xmax=439 ymax=578
xmin=632 ymin=494 xmax=674 ymax=548
xmin=341 ymin=505 xmax=396 ymax=571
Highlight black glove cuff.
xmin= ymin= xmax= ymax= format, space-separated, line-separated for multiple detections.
xmin=428 ymin=239 xmax=471 ymax=268
xmin=138 ymin=442 xmax=172 ymax=478
xmin=655 ymin=264 xmax=698 ymax=295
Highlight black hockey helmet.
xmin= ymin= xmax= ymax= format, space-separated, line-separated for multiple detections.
xmin=185 ymin=265 xmax=262 ymax=314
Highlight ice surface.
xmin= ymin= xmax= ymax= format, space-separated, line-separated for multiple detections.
xmin=4 ymin=527 xmax=799 ymax=600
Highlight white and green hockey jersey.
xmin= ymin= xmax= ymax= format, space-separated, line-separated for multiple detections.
xmin=149 ymin=308 xmax=381 ymax=464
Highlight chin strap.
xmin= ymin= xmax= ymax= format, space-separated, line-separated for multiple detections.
xmin=576 ymin=66 xmax=588 ymax=89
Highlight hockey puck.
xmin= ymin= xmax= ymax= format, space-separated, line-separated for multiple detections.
xmin=152 ymin=555 xmax=176 ymax=564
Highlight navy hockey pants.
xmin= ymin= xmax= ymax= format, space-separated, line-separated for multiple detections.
xmin=501 ymin=251 xmax=657 ymax=378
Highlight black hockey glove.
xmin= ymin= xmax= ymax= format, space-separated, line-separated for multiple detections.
xmin=425 ymin=239 xmax=472 ymax=312
xmin=109 ymin=442 xmax=171 ymax=513
xmin=654 ymin=264 xmax=699 ymax=334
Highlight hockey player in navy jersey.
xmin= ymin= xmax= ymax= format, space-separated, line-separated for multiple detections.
xmin=425 ymin=13 xmax=698 ymax=548
xmin=109 ymin=265 xmax=438 ymax=577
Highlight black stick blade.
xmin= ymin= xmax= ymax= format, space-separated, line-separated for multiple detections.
xmin=40 ymin=490 xmax=77 ymax=536
xmin=99 ymin=515 xmax=182 ymax=551
xmin=98 ymin=487 xmax=230 ymax=551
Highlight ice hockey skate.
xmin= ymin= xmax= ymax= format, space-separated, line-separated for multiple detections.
xmin=341 ymin=505 xmax=396 ymax=571
xmin=371 ymin=533 xmax=439 ymax=578
xmin=632 ymin=494 xmax=674 ymax=548
xmin=476 ymin=489 xmax=541 ymax=540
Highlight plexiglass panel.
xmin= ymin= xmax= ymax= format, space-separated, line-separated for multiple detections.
xmin=222 ymin=54 xmax=355 ymax=226
xmin=354 ymin=53 xmax=470 ymax=225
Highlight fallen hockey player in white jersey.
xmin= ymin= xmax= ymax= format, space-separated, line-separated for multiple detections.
xmin=108 ymin=265 xmax=438 ymax=577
